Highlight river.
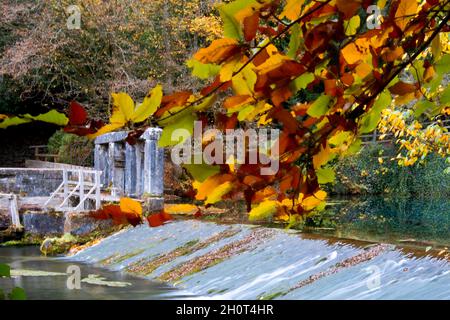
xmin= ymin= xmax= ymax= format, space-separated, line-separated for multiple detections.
xmin=1 ymin=196 xmax=449 ymax=300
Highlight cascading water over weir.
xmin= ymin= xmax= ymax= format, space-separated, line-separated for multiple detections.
xmin=65 ymin=220 xmax=450 ymax=300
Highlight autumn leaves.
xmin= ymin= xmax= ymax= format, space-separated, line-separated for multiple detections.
xmin=3 ymin=0 xmax=448 ymax=225
xmin=90 ymin=197 xmax=173 ymax=228
xmin=82 ymin=0 xmax=450 ymax=224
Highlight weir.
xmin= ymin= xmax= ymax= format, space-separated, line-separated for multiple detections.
xmin=67 ymin=220 xmax=450 ymax=300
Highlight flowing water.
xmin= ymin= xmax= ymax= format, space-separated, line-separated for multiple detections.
xmin=1 ymin=196 xmax=449 ymax=300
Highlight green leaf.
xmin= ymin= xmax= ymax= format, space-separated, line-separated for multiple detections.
xmin=186 ymin=59 xmax=221 ymax=80
xmin=440 ymin=86 xmax=450 ymax=105
xmin=360 ymin=91 xmax=392 ymax=133
xmin=0 ymin=116 xmax=32 ymax=129
xmin=435 ymin=54 xmax=450 ymax=74
xmin=317 ymin=167 xmax=336 ymax=184
xmin=158 ymin=113 xmax=196 ymax=147
xmin=132 ymin=85 xmax=163 ymax=123
xmin=8 ymin=287 xmax=26 ymax=300
xmin=414 ymin=100 xmax=434 ymax=118
xmin=307 ymin=95 xmax=332 ymax=117
xmin=183 ymin=163 xmax=220 ymax=182
xmin=25 ymin=110 xmax=69 ymax=126
xmin=0 ymin=289 xmax=5 ymax=300
xmin=193 ymin=95 xmax=217 ymax=112
xmin=347 ymin=138 xmax=362 ymax=155
xmin=344 ymin=15 xmax=360 ymax=36
xmin=0 ymin=263 xmax=10 ymax=277
xmin=328 ymin=131 xmax=352 ymax=147
xmin=291 ymin=72 xmax=315 ymax=93
xmin=287 ymin=23 xmax=302 ymax=59
xmin=218 ymin=1 xmax=247 ymax=40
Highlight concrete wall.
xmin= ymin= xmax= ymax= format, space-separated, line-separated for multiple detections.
xmin=25 ymin=160 xmax=93 ymax=171
xmin=0 ymin=168 xmax=63 ymax=197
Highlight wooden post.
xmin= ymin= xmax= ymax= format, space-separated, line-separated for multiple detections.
xmin=63 ymin=170 xmax=69 ymax=200
xmin=9 ymin=194 xmax=22 ymax=230
xmin=79 ymin=170 xmax=84 ymax=211
xmin=95 ymin=171 xmax=101 ymax=210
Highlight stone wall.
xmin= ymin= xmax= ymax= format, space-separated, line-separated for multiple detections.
xmin=0 ymin=168 xmax=62 ymax=197
xmin=0 ymin=209 xmax=10 ymax=230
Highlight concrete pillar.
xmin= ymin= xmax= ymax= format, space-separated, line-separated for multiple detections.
xmin=113 ymin=142 xmax=125 ymax=195
xmin=95 ymin=144 xmax=109 ymax=186
xmin=143 ymin=128 xmax=164 ymax=196
xmin=125 ymin=143 xmax=137 ymax=196
xmin=142 ymin=128 xmax=164 ymax=213
xmin=135 ymin=143 xmax=145 ymax=197
xmin=93 ymin=129 xmax=164 ymax=207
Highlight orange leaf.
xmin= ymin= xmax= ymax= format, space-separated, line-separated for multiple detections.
xmin=120 ymin=198 xmax=143 ymax=217
xmin=336 ymin=0 xmax=362 ymax=20
xmin=381 ymin=47 xmax=404 ymax=62
xmin=389 ymin=82 xmax=417 ymax=96
xmin=224 ymin=95 xmax=254 ymax=110
xmin=194 ymin=38 xmax=240 ymax=64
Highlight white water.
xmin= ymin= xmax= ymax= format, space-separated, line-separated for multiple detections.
xmin=66 ymin=220 xmax=450 ymax=300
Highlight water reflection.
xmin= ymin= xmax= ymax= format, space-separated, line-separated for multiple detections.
xmin=0 ymin=246 xmax=184 ymax=300
xmin=303 ymin=196 xmax=450 ymax=247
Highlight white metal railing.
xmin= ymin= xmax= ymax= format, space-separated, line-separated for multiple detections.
xmin=0 ymin=193 xmax=23 ymax=230
xmin=44 ymin=169 xmax=102 ymax=212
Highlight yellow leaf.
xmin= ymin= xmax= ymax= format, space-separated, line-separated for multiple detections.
xmin=219 ymin=57 xmax=240 ymax=82
xmin=120 ymin=198 xmax=143 ymax=217
xmin=313 ymin=143 xmax=335 ymax=169
xmin=344 ymin=15 xmax=360 ymax=36
xmin=164 ymin=204 xmax=199 ymax=215
xmin=248 ymin=200 xmax=279 ymax=221
xmin=194 ymin=174 xmax=234 ymax=200
xmin=87 ymin=123 xmax=124 ymax=139
xmin=395 ymin=0 xmax=418 ymax=32
xmin=232 ymin=62 xmax=257 ymax=96
xmin=132 ymin=85 xmax=163 ymax=123
xmin=301 ymin=190 xmax=327 ymax=211
xmin=342 ymin=38 xmax=372 ymax=66
xmin=205 ymin=181 xmax=234 ymax=205
xmin=112 ymin=93 xmax=135 ymax=122
xmin=0 ymin=114 xmax=8 ymax=120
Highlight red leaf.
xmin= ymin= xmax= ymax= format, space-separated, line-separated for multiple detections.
xmin=244 ymin=11 xmax=260 ymax=42
xmin=68 ymin=101 xmax=88 ymax=126
xmin=271 ymin=108 xmax=298 ymax=134
xmin=147 ymin=211 xmax=173 ymax=228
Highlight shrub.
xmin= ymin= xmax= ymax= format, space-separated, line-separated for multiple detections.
xmin=47 ymin=131 xmax=93 ymax=167
xmin=329 ymin=143 xmax=450 ymax=197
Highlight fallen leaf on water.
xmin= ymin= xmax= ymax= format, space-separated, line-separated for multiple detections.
xmin=81 ymin=274 xmax=132 ymax=287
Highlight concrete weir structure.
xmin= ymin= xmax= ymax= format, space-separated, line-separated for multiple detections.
xmin=94 ymin=128 xmax=164 ymax=212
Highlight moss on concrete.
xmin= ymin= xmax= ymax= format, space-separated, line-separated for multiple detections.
xmin=127 ymin=228 xmax=241 ymax=276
